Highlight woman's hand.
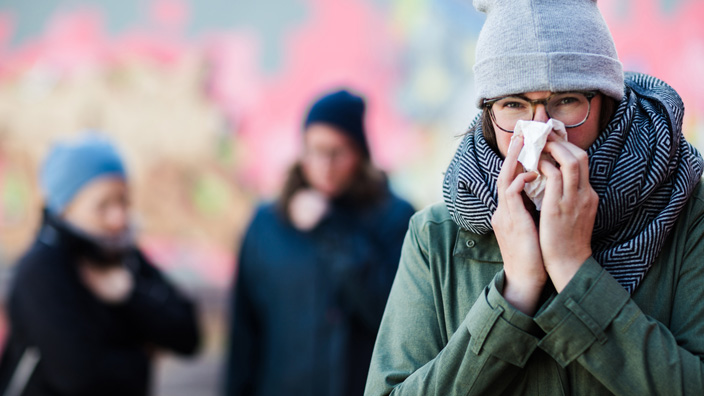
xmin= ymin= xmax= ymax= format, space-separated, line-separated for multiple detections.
xmin=288 ymin=189 xmax=329 ymax=231
xmin=79 ymin=263 xmax=134 ymax=304
xmin=493 ymin=135 xmax=547 ymax=315
xmin=538 ymin=138 xmax=598 ymax=292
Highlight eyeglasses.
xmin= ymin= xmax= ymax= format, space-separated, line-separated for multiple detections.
xmin=304 ymin=146 xmax=356 ymax=163
xmin=483 ymin=91 xmax=597 ymax=133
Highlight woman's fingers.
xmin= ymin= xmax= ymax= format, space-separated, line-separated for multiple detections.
xmin=557 ymin=141 xmax=591 ymax=190
xmin=542 ymin=140 xmax=590 ymax=196
xmin=538 ymin=158 xmax=563 ymax=209
xmin=497 ymin=135 xmax=539 ymax=220
xmin=537 ymin=139 xmax=597 ymax=292
xmin=504 ymin=171 xmax=537 ymax=214
xmin=497 ymin=135 xmax=525 ymax=193
xmin=492 ymin=135 xmax=549 ymax=314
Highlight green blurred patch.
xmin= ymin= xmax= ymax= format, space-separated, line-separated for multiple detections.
xmin=192 ymin=173 xmax=233 ymax=217
xmin=216 ymin=133 xmax=234 ymax=165
xmin=1 ymin=169 xmax=31 ymax=223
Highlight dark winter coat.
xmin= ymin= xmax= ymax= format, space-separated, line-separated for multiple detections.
xmin=0 ymin=219 xmax=200 ymax=396
xmin=224 ymin=190 xmax=414 ymax=396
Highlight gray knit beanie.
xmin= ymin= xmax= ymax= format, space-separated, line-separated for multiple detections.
xmin=473 ymin=0 xmax=624 ymax=107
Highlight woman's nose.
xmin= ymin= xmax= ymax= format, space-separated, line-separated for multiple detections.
xmin=532 ymin=104 xmax=549 ymax=123
xmin=105 ymin=205 xmax=129 ymax=234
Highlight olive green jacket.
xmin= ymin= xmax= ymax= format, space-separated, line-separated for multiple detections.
xmin=365 ymin=182 xmax=704 ymax=395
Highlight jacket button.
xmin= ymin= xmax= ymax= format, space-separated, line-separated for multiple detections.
xmin=466 ymin=239 xmax=475 ymax=248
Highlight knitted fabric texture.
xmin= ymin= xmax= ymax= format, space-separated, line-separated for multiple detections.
xmin=304 ymin=89 xmax=370 ymax=158
xmin=40 ymin=134 xmax=126 ymax=215
xmin=472 ymin=0 xmax=624 ymax=107
xmin=443 ymin=73 xmax=704 ymax=293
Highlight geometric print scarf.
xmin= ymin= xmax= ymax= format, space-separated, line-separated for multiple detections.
xmin=443 ymin=72 xmax=704 ymax=293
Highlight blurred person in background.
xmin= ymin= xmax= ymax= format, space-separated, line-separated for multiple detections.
xmin=364 ymin=0 xmax=704 ymax=395
xmin=224 ymin=89 xmax=415 ymax=396
xmin=0 ymin=134 xmax=200 ymax=396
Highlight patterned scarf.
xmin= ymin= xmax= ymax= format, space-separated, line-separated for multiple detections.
xmin=443 ymin=72 xmax=704 ymax=293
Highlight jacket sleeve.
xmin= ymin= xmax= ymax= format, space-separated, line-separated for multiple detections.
xmin=11 ymin=253 xmax=150 ymax=395
xmin=533 ymin=241 xmax=704 ymax=393
xmin=364 ymin=215 xmax=542 ymax=396
xmin=120 ymin=250 xmax=201 ymax=356
xmin=367 ymin=199 xmax=704 ymax=395
xmin=224 ymin=213 xmax=263 ymax=396
xmin=334 ymin=199 xmax=415 ymax=332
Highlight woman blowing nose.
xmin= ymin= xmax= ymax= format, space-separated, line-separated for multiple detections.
xmin=365 ymin=0 xmax=704 ymax=395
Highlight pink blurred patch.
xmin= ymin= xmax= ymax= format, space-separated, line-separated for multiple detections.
xmin=0 ymin=9 xmax=110 ymax=79
xmin=204 ymin=0 xmax=420 ymax=195
xmin=150 ymin=0 xmax=189 ymax=31
xmin=140 ymin=235 xmax=234 ymax=288
xmin=111 ymin=31 xmax=188 ymax=66
xmin=36 ymin=9 xmax=109 ymax=74
xmin=203 ymin=32 xmax=263 ymax=127
xmin=601 ymin=0 xmax=704 ymax=116
xmin=0 ymin=12 xmax=13 ymax=50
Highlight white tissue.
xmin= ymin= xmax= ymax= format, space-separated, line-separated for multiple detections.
xmin=511 ymin=119 xmax=567 ymax=210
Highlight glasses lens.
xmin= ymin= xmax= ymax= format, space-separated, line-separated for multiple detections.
xmin=491 ymin=97 xmax=532 ymax=132
xmin=547 ymin=93 xmax=590 ymax=127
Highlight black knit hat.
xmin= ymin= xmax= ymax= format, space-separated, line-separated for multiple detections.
xmin=304 ymin=89 xmax=370 ymax=158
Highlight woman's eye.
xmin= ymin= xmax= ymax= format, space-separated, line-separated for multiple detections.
xmin=502 ymin=101 xmax=526 ymax=109
xmin=554 ymin=96 xmax=580 ymax=106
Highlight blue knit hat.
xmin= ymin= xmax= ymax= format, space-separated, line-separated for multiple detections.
xmin=304 ymin=89 xmax=370 ymax=158
xmin=473 ymin=0 xmax=624 ymax=107
xmin=40 ymin=134 xmax=127 ymax=215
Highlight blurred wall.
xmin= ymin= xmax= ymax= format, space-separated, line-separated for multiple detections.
xmin=0 ymin=1 xmax=702 ymax=394
xmin=0 ymin=0 xmax=702 ymax=286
